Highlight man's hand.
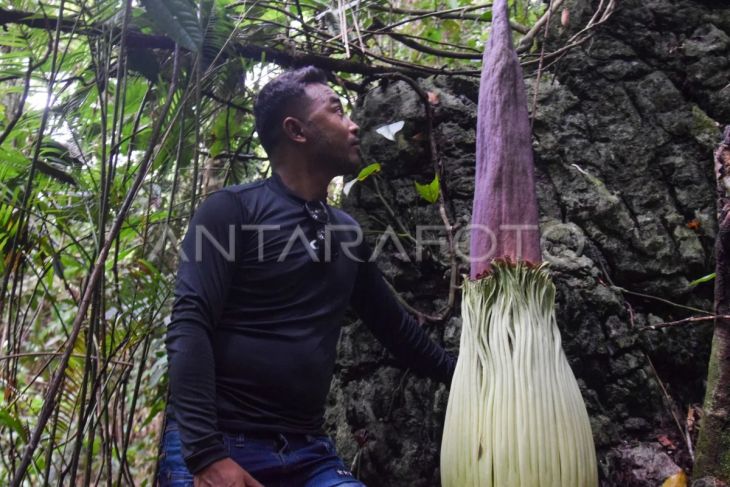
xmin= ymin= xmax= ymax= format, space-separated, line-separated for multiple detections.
xmin=194 ymin=458 xmax=264 ymax=487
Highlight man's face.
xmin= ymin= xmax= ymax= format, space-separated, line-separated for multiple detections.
xmin=300 ymin=83 xmax=361 ymax=175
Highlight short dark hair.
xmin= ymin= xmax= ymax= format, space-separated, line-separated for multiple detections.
xmin=253 ymin=66 xmax=329 ymax=155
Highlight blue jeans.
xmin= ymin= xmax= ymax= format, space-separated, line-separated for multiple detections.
xmin=158 ymin=420 xmax=366 ymax=487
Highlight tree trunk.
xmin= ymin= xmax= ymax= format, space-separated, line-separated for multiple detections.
xmin=694 ymin=127 xmax=730 ymax=485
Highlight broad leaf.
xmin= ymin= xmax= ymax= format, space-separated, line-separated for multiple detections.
xmin=343 ymin=163 xmax=382 ymax=196
xmin=0 ymin=408 xmax=27 ymax=444
xmin=357 ymin=163 xmax=381 ymax=181
xmin=689 ymin=272 xmax=715 ymax=287
xmin=415 ymin=175 xmax=440 ymax=204
xmin=140 ymin=0 xmax=202 ymax=52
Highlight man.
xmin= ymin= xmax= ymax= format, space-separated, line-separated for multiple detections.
xmin=160 ymin=66 xmax=455 ymax=487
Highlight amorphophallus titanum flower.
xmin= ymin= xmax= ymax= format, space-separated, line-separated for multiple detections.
xmin=439 ymin=0 xmax=598 ymax=485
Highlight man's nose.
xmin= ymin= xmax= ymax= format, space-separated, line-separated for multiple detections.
xmin=348 ymin=118 xmax=359 ymax=135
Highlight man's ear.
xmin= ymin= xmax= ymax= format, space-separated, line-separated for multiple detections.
xmin=281 ymin=116 xmax=307 ymax=144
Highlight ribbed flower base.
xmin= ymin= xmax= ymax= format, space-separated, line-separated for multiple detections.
xmin=441 ymin=262 xmax=597 ymax=487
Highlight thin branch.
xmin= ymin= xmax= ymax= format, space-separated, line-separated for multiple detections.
xmin=116 ymin=333 xmax=152 ymax=485
xmin=367 ymin=3 xmax=528 ymax=33
xmin=382 ymin=73 xmax=459 ymax=321
xmin=641 ymin=315 xmax=726 ymax=330
xmin=516 ymin=0 xmax=565 ymax=53
xmin=0 ymin=0 xmax=76 ymax=361
xmin=520 ymin=0 xmax=616 ymax=62
xmin=10 ymin=44 xmax=182 ymax=487
xmin=0 ymin=7 xmax=469 ymax=78
xmin=530 ymin=0 xmax=555 ymax=131
xmin=598 ymin=260 xmax=712 ymax=316
xmin=382 ymin=279 xmax=441 ymax=324
xmin=645 ymin=353 xmax=691 ymax=455
xmin=198 ymin=149 xmax=267 ymax=161
xmin=293 ymin=0 xmax=314 ymax=51
xmin=0 ymin=352 xmax=132 ymax=367
xmin=384 ymin=31 xmax=482 ymax=60
xmin=0 ymin=4 xmax=608 ymax=79
xmin=367 ymin=3 xmax=492 ymax=34
xmin=232 ymin=41 xmax=456 ymax=77
xmin=611 ymin=284 xmax=712 ymax=316
xmin=371 ymin=176 xmax=416 ymax=245
xmin=366 ymin=30 xmax=482 ymax=53
xmin=0 ymin=7 xmax=172 ymax=48
xmin=201 ymin=90 xmax=251 ymax=113
xmin=0 ymin=38 xmax=52 ymax=147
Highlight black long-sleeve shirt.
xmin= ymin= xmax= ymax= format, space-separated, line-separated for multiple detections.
xmin=166 ymin=173 xmax=455 ymax=473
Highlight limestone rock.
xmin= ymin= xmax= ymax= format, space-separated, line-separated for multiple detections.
xmin=328 ymin=1 xmax=728 ymax=485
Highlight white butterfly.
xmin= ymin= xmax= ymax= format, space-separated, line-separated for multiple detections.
xmin=375 ymin=120 xmax=404 ymax=141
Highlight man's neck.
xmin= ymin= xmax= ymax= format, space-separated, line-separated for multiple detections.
xmin=273 ymin=166 xmax=332 ymax=202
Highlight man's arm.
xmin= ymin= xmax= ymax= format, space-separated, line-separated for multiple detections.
xmin=166 ymin=190 xmax=241 ymax=473
xmin=349 ymin=258 xmax=456 ymax=384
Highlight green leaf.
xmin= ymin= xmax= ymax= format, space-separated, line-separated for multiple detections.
xmin=140 ymin=0 xmax=202 ymax=52
xmin=689 ymin=272 xmax=715 ymax=287
xmin=415 ymin=175 xmax=440 ymax=204
xmin=209 ymin=139 xmax=226 ymax=158
xmin=0 ymin=409 xmax=27 ymax=444
xmin=424 ymin=28 xmax=442 ymax=43
xmin=480 ymin=10 xmax=492 ymax=21
xmin=344 ymin=163 xmax=382 ymax=196
xmin=357 ymin=163 xmax=381 ymax=181
xmin=143 ymin=399 xmax=166 ymax=427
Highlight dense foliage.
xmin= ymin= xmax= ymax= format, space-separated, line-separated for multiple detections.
xmin=0 ymin=0 xmax=548 ymax=483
